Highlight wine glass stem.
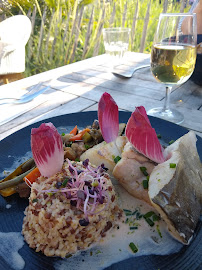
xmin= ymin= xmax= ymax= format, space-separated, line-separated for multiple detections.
xmin=163 ymin=86 xmax=172 ymax=112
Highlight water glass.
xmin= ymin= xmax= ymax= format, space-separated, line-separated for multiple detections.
xmin=102 ymin=27 xmax=131 ymax=67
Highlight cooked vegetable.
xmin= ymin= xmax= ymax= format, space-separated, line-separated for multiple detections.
xmin=98 ymin=92 xmax=119 ymax=143
xmin=0 ymin=167 xmax=35 ymax=197
xmin=23 ymin=167 xmax=41 ymax=184
xmin=125 ymin=106 xmax=165 ymax=164
xmin=0 ymin=186 xmax=16 ymax=197
xmin=69 ymin=128 xmax=90 ymax=142
xmin=82 ymin=132 xmax=92 ymax=143
xmin=69 ymin=125 xmax=78 ymax=135
xmin=31 ymin=122 xmax=64 ymax=177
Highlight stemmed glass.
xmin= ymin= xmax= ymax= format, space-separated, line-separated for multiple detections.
xmin=148 ymin=13 xmax=197 ymax=124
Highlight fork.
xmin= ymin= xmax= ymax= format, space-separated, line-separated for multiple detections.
xmin=0 ymin=84 xmax=50 ymax=105
xmin=112 ymin=64 xmax=150 ymax=79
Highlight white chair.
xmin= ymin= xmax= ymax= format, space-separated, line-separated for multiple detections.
xmin=0 ymin=15 xmax=31 ymax=83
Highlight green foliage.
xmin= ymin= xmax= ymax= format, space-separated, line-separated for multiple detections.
xmin=2 ymin=0 xmax=190 ymax=76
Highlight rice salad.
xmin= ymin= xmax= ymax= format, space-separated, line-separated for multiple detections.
xmin=22 ymin=159 xmax=122 ymax=257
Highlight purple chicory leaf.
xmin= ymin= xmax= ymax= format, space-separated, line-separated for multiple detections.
xmin=31 ymin=122 xmax=64 ymax=177
xmin=125 ymin=106 xmax=165 ymax=164
xmin=98 ymin=92 xmax=119 ymax=143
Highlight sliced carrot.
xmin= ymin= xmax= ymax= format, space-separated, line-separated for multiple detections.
xmin=70 ymin=125 xmax=78 ymax=135
xmin=23 ymin=167 xmax=41 ymax=184
xmin=69 ymin=128 xmax=90 ymax=142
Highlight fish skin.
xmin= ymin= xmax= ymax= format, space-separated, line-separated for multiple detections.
xmin=149 ymin=131 xmax=202 ymax=244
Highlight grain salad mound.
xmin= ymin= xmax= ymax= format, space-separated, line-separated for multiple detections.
xmin=22 ymin=159 xmax=122 ymax=258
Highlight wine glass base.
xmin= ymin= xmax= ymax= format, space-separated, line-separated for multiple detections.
xmin=147 ymin=107 xmax=184 ymax=124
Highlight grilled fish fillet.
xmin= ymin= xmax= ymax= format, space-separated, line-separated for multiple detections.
xmin=80 ymin=136 xmax=128 ymax=175
xmin=113 ymin=142 xmax=155 ymax=204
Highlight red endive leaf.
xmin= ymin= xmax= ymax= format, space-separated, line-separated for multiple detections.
xmin=98 ymin=92 xmax=119 ymax=143
xmin=31 ymin=122 xmax=64 ymax=177
xmin=125 ymin=106 xmax=165 ymax=163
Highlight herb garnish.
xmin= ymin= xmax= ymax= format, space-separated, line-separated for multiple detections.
xmin=169 ymin=140 xmax=175 ymax=145
xmin=140 ymin=166 xmax=148 ymax=176
xmin=143 ymin=211 xmax=161 ymax=227
xmin=170 ymin=163 xmax=176 ymax=168
xmin=129 ymin=242 xmax=138 ymax=253
xmin=113 ymin=155 xmax=121 ymax=164
xmin=156 ymin=224 xmax=162 ymax=238
xmin=142 ymin=179 xmax=148 ymax=189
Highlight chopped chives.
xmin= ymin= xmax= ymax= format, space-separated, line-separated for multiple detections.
xmin=130 ymin=226 xmax=138 ymax=230
xmin=132 ymin=210 xmax=137 ymax=215
xmin=114 ymin=156 xmax=121 ymax=164
xmin=157 ymin=134 xmax=161 ymax=138
xmin=143 ymin=211 xmax=155 ymax=219
xmin=153 ymin=214 xmax=161 ymax=221
xmin=75 ymin=158 xmax=80 ymax=162
xmin=156 ymin=224 xmax=162 ymax=238
xmin=123 ymin=209 xmax=132 ymax=213
xmin=125 ymin=212 xmax=133 ymax=216
xmin=169 ymin=140 xmax=175 ymax=145
xmin=61 ymin=132 xmax=65 ymax=136
xmin=32 ymin=198 xmax=38 ymax=203
xmin=142 ymin=180 xmax=148 ymax=189
xmin=145 ymin=217 xmax=155 ymax=227
xmin=129 ymin=242 xmax=138 ymax=253
xmin=170 ymin=163 xmax=176 ymax=168
xmin=140 ymin=166 xmax=149 ymax=176
xmin=136 ymin=212 xmax=142 ymax=220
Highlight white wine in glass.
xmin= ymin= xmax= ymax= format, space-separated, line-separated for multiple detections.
xmin=148 ymin=13 xmax=197 ymax=124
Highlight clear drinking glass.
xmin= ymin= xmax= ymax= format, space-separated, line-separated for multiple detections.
xmin=102 ymin=27 xmax=131 ymax=67
xmin=148 ymin=13 xmax=197 ymax=124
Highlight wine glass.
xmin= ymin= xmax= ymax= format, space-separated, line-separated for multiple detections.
xmin=148 ymin=13 xmax=197 ymax=124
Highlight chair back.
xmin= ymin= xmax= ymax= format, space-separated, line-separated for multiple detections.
xmin=0 ymin=15 xmax=32 ymax=75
